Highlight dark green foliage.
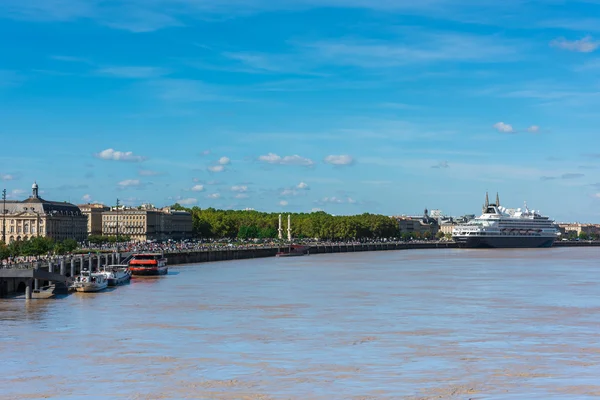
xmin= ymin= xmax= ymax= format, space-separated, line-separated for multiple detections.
xmin=172 ymin=206 xmax=400 ymax=240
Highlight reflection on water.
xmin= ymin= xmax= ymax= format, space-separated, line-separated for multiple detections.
xmin=2 ymin=248 xmax=600 ymax=399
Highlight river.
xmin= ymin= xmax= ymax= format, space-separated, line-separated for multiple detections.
xmin=1 ymin=248 xmax=600 ymax=399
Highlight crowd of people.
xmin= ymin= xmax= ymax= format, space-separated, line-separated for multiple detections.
xmin=1 ymin=238 xmax=436 ymax=268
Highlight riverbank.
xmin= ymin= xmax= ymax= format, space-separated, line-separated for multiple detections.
xmin=164 ymin=240 xmax=600 ymax=266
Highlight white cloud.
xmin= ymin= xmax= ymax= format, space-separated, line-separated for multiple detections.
xmin=191 ymin=184 xmax=205 ymax=192
xmin=200 ymin=150 xmax=211 ymax=156
xmin=594 ymin=193 xmax=600 ymax=199
xmin=231 ymin=185 xmax=248 ymax=192
xmin=208 ymin=165 xmax=225 ymax=172
xmin=207 ymin=193 xmax=221 ymax=199
xmin=318 ymin=196 xmax=357 ymax=204
xmin=550 ymin=36 xmax=599 ymax=53
xmin=96 ymin=66 xmax=170 ymax=79
xmin=324 ymin=155 xmax=354 ymax=165
xmin=279 ymin=200 xmax=289 ymax=206
xmin=118 ymin=179 xmax=141 ymax=188
xmin=0 ymin=174 xmax=14 ymax=181
xmin=321 ymin=197 xmax=344 ymax=204
xmin=82 ymin=194 xmax=92 ymax=202
xmin=528 ymin=125 xmax=540 ymax=133
xmin=258 ymin=153 xmax=314 ymax=166
xmin=235 ymin=193 xmax=249 ymax=199
xmin=493 ymin=122 xmax=514 ymax=133
xmin=95 ymin=148 xmax=146 ymax=162
xmin=431 ymin=161 xmax=450 ymax=169
xmin=138 ymin=169 xmax=161 ymax=176
xmin=6 ymin=189 xmax=25 ymax=199
xmin=297 ymin=182 xmax=309 ymax=190
xmin=178 ymin=198 xmax=198 ymax=205
xmin=280 ymin=189 xmax=296 ymax=196
xmin=218 ymin=156 xmax=231 ymax=165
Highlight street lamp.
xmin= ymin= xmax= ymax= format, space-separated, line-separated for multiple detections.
xmin=116 ymin=198 xmax=120 ymax=255
xmin=2 ymin=189 xmax=6 ymax=244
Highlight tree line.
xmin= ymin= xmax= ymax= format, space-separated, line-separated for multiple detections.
xmin=171 ymin=205 xmax=401 ymax=240
xmin=0 ymin=237 xmax=78 ymax=260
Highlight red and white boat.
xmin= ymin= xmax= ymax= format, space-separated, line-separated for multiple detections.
xmin=128 ymin=253 xmax=168 ymax=276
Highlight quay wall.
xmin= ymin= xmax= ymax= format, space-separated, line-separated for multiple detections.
xmin=165 ymin=240 xmax=600 ymax=266
xmin=165 ymin=242 xmax=459 ymax=265
xmin=1 ymin=241 xmax=599 ymax=297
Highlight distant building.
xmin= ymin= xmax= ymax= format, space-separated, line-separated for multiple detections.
xmin=439 ymin=223 xmax=456 ymax=236
xmin=557 ymin=223 xmax=600 ymax=237
xmin=1 ymin=182 xmax=87 ymax=244
xmin=101 ymin=206 xmax=193 ymax=242
xmin=78 ymin=203 xmax=110 ymax=236
xmin=393 ymin=209 xmax=439 ymax=237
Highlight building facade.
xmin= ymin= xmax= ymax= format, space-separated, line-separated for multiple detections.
xmin=557 ymin=223 xmax=600 ymax=237
xmin=78 ymin=203 xmax=110 ymax=236
xmin=101 ymin=206 xmax=193 ymax=242
xmin=1 ymin=182 xmax=87 ymax=244
xmin=393 ymin=209 xmax=440 ymax=237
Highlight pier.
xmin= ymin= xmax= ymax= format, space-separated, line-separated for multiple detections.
xmin=1 ymin=240 xmax=598 ymax=298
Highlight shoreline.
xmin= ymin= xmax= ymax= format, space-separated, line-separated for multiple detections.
xmin=165 ymin=240 xmax=600 ymax=266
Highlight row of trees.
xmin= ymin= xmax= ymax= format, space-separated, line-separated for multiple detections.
xmin=0 ymin=237 xmax=78 ymax=260
xmin=172 ymin=205 xmax=401 ymax=240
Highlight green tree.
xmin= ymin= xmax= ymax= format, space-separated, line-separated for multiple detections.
xmin=436 ymin=231 xmax=445 ymax=239
xmin=0 ymin=242 xmax=9 ymax=260
xmin=579 ymin=232 xmax=589 ymax=240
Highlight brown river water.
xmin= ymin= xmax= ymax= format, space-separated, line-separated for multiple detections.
xmin=1 ymin=248 xmax=600 ymax=399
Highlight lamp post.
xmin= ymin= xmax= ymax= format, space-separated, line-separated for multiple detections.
xmin=116 ymin=198 xmax=120 ymax=255
xmin=2 ymin=189 xmax=6 ymax=244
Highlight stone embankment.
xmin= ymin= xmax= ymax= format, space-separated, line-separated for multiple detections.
xmin=165 ymin=241 xmax=458 ymax=265
xmin=1 ymin=240 xmax=598 ymax=297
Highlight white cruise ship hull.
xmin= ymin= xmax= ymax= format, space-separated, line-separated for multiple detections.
xmin=454 ymin=235 xmax=555 ymax=249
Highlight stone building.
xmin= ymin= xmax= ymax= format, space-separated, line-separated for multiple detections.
xmin=394 ymin=209 xmax=440 ymax=237
xmin=557 ymin=223 xmax=600 ymax=237
xmin=78 ymin=203 xmax=110 ymax=236
xmin=1 ymin=182 xmax=87 ymax=244
xmin=101 ymin=205 xmax=193 ymax=242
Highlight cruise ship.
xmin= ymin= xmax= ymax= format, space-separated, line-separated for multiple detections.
xmin=452 ymin=193 xmax=559 ymax=248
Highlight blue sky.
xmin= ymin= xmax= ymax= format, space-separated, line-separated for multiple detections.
xmin=1 ymin=0 xmax=600 ymax=222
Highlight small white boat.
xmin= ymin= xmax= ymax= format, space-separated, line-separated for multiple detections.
xmin=72 ymin=270 xmax=108 ymax=293
xmin=97 ymin=264 xmax=132 ymax=286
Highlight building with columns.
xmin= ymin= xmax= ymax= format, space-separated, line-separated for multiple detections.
xmin=1 ymin=182 xmax=88 ymax=244
xmin=101 ymin=205 xmax=193 ymax=242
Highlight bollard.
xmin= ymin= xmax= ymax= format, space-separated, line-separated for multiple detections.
xmin=60 ymin=259 xmax=66 ymax=276
xmin=70 ymin=258 xmax=75 ymax=277
xmin=25 ymin=280 xmax=32 ymax=300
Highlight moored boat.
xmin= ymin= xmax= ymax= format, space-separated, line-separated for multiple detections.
xmin=97 ymin=264 xmax=132 ymax=286
xmin=276 ymin=244 xmax=310 ymax=257
xmin=72 ymin=270 xmax=108 ymax=292
xmin=128 ymin=253 xmax=168 ymax=276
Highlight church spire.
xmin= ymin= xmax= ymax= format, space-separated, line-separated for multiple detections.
xmin=496 ymin=192 xmax=500 ymax=207
xmin=485 ymin=192 xmax=489 ymax=207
